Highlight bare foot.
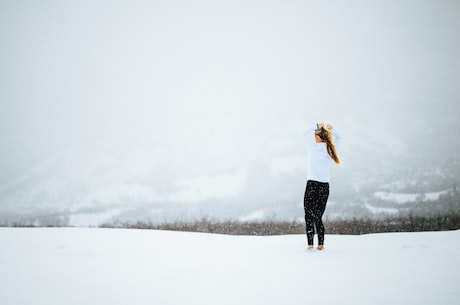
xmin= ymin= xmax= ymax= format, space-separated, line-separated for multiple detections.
xmin=307 ymin=245 xmax=314 ymax=250
xmin=317 ymin=245 xmax=324 ymax=251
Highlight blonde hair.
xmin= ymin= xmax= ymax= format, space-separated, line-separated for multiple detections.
xmin=317 ymin=127 xmax=341 ymax=164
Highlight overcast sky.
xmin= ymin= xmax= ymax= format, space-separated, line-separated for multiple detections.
xmin=1 ymin=0 xmax=460 ymax=219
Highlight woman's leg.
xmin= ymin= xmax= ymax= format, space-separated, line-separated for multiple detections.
xmin=304 ymin=180 xmax=319 ymax=246
xmin=314 ymin=182 xmax=329 ymax=247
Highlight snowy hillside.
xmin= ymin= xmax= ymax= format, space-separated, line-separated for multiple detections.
xmin=1 ymin=134 xmax=458 ymax=227
xmin=1 ymin=228 xmax=459 ymax=305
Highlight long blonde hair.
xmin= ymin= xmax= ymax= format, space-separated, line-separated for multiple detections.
xmin=317 ymin=127 xmax=341 ymax=164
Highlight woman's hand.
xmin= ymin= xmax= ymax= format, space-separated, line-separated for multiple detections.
xmin=326 ymin=124 xmax=333 ymax=130
xmin=317 ymin=122 xmax=325 ymax=129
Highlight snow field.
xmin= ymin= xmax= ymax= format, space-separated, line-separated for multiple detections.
xmin=0 ymin=228 xmax=459 ymax=305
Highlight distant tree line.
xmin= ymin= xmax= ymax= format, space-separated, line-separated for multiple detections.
xmin=100 ymin=213 xmax=460 ymax=235
xmin=3 ymin=214 xmax=460 ymax=235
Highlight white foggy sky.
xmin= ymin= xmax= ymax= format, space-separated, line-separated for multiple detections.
xmin=1 ymin=0 xmax=460 ymax=182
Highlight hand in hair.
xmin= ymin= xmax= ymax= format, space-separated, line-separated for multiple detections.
xmin=326 ymin=124 xmax=333 ymax=130
xmin=317 ymin=122 xmax=325 ymax=129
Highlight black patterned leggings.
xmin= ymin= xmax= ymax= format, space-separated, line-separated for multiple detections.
xmin=304 ymin=180 xmax=330 ymax=246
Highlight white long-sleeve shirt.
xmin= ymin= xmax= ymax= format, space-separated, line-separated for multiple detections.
xmin=299 ymin=124 xmax=341 ymax=183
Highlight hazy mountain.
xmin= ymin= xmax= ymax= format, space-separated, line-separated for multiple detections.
xmin=1 ymin=0 xmax=459 ymax=226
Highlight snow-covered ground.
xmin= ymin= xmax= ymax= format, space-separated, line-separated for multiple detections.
xmin=1 ymin=228 xmax=459 ymax=305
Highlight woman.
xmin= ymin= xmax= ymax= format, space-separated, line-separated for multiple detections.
xmin=299 ymin=122 xmax=341 ymax=250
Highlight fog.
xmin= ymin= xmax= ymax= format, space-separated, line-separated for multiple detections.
xmin=1 ymin=0 xmax=459 ymax=225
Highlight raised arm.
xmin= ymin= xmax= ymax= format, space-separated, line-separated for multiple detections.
xmin=323 ymin=123 xmax=341 ymax=146
xmin=298 ymin=123 xmax=317 ymax=148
